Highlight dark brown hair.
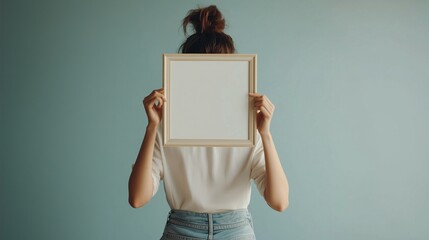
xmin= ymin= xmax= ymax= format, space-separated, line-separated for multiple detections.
xmin=179 ymin=5 xmax=235 ymax=54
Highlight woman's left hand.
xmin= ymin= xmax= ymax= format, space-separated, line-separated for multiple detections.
xmin=249 ymin=93 xmax=275 ymax=135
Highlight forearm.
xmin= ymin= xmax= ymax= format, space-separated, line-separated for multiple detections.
xmin=128 ymin=123 xmax=158 ymax=208
xmin=261 ymin=132 xmax=289 ymax=212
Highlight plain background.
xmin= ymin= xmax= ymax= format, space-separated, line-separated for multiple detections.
xmin=1 ymin=0 xmax=428 ymax=239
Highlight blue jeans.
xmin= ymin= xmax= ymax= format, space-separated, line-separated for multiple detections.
xmin=160 ymin=209 xmax=256 ymax=240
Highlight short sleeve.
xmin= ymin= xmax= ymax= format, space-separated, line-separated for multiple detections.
xmin=151 ymin=129 xmax=164 ymax=196
xmin=250 ymin=133 xmax=266 ymax=197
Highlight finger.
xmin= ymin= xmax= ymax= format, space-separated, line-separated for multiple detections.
xmin=144 ymin=92 xmax=166 ymax=105
xmin=253 ymin=99 xmax=264 ymax=105
xmin=253 ymin=101 xmax=264 ymax=108
xmin=260 ymin=95 xmax=275 ymax=112
xmin=263 ymin=100 xmax=274 ymax=114
xmin=253 ymin=102 xmax=261 ymax=107
xmin=254 ymin=105 xmax=273 ymax=117
xmin=264 ymin=95 xmax=273 ymax=105
xmin=156 ymin=96 xmax=164 ymax=109
xmin=144 ymin=96 xmax=163 ymax=110
xmin=143 ymin=95 xmax=156 ymax=105
xmin=264 ymin=96 xmax=275 ymax=110
xmin=251 ymin=93 xmax=273 ymax=104
xmin=153 ymin=96 xmax=165 ymax=109
xmin=253 ymin=98 xmax=274 ymax=113
xmin=150 ymin=90 xmax=166 ymax=100
xmin=145 ymin=89 xmax=165 ymax=100
xmin=249 ymin=92 xmax=263 ymax=98
xmin=259 ymin=105 xmax=272 ymax=119
xmin=150 ymin=93 xmax=165 ymax=107
xmin=255 ymin=99 xmax=273 ymax=114
xmin=152 ymin=88 xmax=164 ymax=94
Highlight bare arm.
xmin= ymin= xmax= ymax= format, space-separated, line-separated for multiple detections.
xmin=249 ymin=93 xmax=289 ymax=212
xmin=128 ymin=89 xmax=165 ymax=208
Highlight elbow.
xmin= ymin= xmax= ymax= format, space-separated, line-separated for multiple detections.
xmin=272 ymin=200 xmax=289 ymax=212
xmin=264 ymin=189 xmax=289 ymax=212
xmin=128 ymin=181 xmax=153 ymax=208
xmin=128 ymin=199 xmax=142 ymax=208
xmin=128 ymin=195 xmax=151 ymax=208
xmin=268 ymin=199 xmax=289 ymax=212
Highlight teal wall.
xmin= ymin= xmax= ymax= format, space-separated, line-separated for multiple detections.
xmin=1 ymin=0 xmax=428 ymax=239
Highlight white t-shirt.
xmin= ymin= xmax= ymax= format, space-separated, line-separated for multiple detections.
xmin=149 ymin=128 xmax=266 ymax=213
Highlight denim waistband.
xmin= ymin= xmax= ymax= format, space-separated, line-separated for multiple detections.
xmin=168 ymin=209 xmax=252 ymax=231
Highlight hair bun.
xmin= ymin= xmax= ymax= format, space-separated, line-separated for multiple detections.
xmin=182 ymin=5 xmax=225 ymax=34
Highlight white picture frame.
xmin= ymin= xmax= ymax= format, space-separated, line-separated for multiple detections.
xmin=162 ymin=53 xmax=257 ymax=147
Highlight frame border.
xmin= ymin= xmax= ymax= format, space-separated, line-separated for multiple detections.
xmin=162 ymin=53 xmax=257 ymax=147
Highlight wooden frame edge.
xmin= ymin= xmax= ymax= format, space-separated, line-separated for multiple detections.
xmin=162 ymin=53 xmax=257 ymax=147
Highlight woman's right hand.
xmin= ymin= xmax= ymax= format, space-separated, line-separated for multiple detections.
xmin=143 ymin=88 xmax=166 ymax=127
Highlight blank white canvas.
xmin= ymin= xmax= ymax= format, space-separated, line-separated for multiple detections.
xmin=169 ymin=60 xmax=249 ymax=140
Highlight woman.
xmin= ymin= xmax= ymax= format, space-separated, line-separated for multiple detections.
xmin=128 ymin=5 xmax=289 ymax=240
